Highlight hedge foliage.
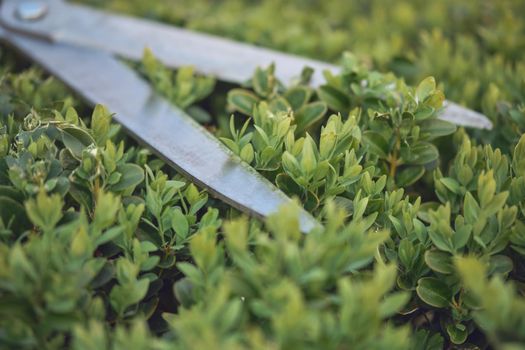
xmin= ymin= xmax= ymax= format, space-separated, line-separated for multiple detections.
xmin=1 ymin=0 xmax=524 ymax=349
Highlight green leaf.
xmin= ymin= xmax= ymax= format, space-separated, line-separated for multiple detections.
xmin=488 ymin=255 xmax=513 ymax=275
xmin=269 ymin=97 xmax=291 ymax=113
xmin=317 ymin=85 xmax=350 ymax=111
xmin=424 ymin=250 xmax=454 ymax=274
xmin=440 ymin=177 xmax=461 ymax=194
xmin=227 ymin=89 xmax=259 ymax=115
xmin=300 ymin=135 xmax=318 ymax=175
xmin=398 ymin=239 xmax=416 ymax=268
xmin=454 ymin=256 xmax=487 ymax=293
xmin=110 ymin=278 xmax=150 ymax=316
xmin=275 ymin=173 xmax=302 ymax=196
xmin=0 ymin=196 xmax=30 ymax=232
xmin=396 ymin=166 xmax=425 ymax=186
xmin=177 ymin=262 xmax=203 ymax=282
xmin=61 ymin=126 xmax=96 ymax=159
xmin=453 ymin=224 xmax=472 ymax=250
xmin=414 ymin=105 xmax=435 ymax=120
xmin=379 ymin=292 xmax=410 ymax=318
xmin=512 ymin=134 xmax=525 ymax=176
xmin=91 ymin=104 xmax=112 ymax=146
xmin=25 ymin=190 xmax=63 ymax=232
xmin=186 ymin=105 xmax=212 ymax=123
xmin=295 ymin=102 xmax=327 ymax=133
xmin=404 ymin=142 xmax=438 ymax=165
xmin=446 ymin=322 xmax=468 ymax=345
xmin=416 ymin=277 xmax=451 ymax=308
xmin=420 ymin=119 xmax=456 ymax=139
xmin=93 ymin=191 xmax=121 ymax=230
xmin=362 ymin=131 xmax=389 ymax=158
xmin=428 ymin=229 xmax=453 ymax=253
xmin=483 ymin=192 xmax=508 ymax=216
xmin=110 ymin=164 xmax=145 ymax=192
xmin=412 ymin=330 xmax=444 ymax=350
xmin=94 ymin=226 xmax=124 ymax=246
xmin=463 ymin=192 xmax=481 ymax=224
xmin=173 ymin=277 xmax=195 ymax=307
xmin=284 ymin=86 xmax=311 ymax=110
xmin=172 ymin=208 xmax=189 ymax=240
xmin=239 ymin=143 xmax=254 ymax=164
xmin=253 ymin=66 xmax=273 ymax=97
xmin=416 ymin=76 xmax=436 ymax=102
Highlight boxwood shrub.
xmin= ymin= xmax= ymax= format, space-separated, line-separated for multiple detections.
xmin=1 ymin=0 xmax=524 ymax=349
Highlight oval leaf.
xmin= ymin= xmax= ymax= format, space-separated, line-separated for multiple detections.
xmin=284 ymin=86 xmax=311 ymax=110
xmin=416 ymin=277 xmax=451 ymax=308
xmin=420 ymin=119 xmax=457 ymax=139
xmin=397 ymin=166 xmax=425 ymax=186
xmin=424 ymin=250 xmax=454 ymax=274
xmin=227 ymin=89 xmax=259 ymax=115
xmin=61 ymin=126 xmax=96 ymax=159
xmin=404 ymin=142 xmax=439 ymax=165
xmin=295 ymin=102 xmax=327 ymax=133
xmin=110 ymin=164 xmax=145 ymax=192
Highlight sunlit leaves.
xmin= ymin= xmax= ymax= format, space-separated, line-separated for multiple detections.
xmin=25 ymin=189 xmax=63 ymax=232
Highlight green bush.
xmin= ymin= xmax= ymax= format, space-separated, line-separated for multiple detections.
xmin=0 ymin=0 xmax=524 ymax=349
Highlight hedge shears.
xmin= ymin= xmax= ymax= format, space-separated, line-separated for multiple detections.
xmin=0 ymin=0 xmax=493 ymax=232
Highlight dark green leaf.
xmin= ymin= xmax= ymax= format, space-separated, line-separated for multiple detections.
xmin=61 ymin=126 xmax=96 ymax=159
xmin=404 ymin=142 xmax=438 ymax=165
xmin=317 ymin=85 xmax=350 ymax=111
xmin=284 ymin=86 xmax=311 ymax=110
xmin=446 ymin=322 xmax=468 ymax=345
xmin=110 ymin=164 xmax=144 ymax=192
xmin=420 ymin=119 xmax=457 ymax=139
xmin=363 ymin=131 xmax=389 ymax=158
xmin=397 ymin=166 xmax=425 ymax=186
xmin=424 ymin=250 xmax=454 ymax=274
xmin=416 ymin=277 xmax=451 ymax=308
xmin=295 ymin=102 xmax=327 ymax=133
xmin=227 ymin=89 xmax=259 ymax=115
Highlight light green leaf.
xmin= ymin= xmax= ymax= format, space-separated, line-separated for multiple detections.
xmin=379 ymin=292 xmax=410 ymax=318
xmin=416 ymin=76 xmax=436 ymax=102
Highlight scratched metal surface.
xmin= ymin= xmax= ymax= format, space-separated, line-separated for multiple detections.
xmin=0 ymin=27 xmax=320 ymax=233
xmin=1 ymin=0 xmax=492 ymax=129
